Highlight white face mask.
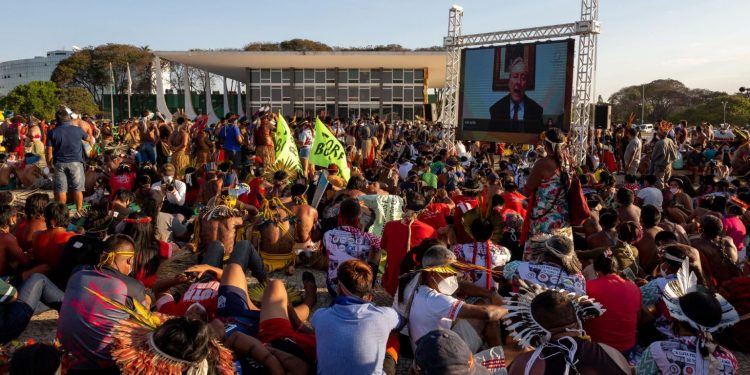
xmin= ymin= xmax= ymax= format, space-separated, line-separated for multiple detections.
xmin=669 ymin=187 xmax=679 ymax=194
xmin=437 ymin=275 xmax=459 ymax=295
xmin=163 ymin=176 xmax=174 ymax=184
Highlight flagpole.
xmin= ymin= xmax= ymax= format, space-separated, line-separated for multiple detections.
xmin=109 ymin=62 xmax=115 ymax=123
xmin=127 ymin=63 xmax=132 ymax=119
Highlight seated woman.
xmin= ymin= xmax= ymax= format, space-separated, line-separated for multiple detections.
xmin=637 ymin=259 xmax=740 ymax=375
xmin=121 ymin=212 xmax=172 ymax=289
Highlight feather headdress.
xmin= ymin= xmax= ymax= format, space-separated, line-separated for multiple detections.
xmin=502 ymin=279 xmax=605 ymax=349
xmin=662 ymin=258 xmax=739 ymax=334
xmin=503 ymin=280 xmax=605 ymax=375
xmin=86 ymin=288 xmax=235 ymax=375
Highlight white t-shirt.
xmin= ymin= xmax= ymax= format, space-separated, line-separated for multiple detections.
xmin=323 ymin=226 xmax=381 ymax=282
xmin=637 ymin=187 xmax=663 ymax=211
xmin=393 ymin=279 xmax=464 ymax=351
xmin=398 ymin=162 xmax=413 ymax=180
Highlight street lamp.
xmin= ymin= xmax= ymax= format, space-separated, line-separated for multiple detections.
xmin=722 ymin=101 xmax=728 ymax=125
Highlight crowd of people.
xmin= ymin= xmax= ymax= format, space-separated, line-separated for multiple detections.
xmin=0 ymin=106 xmax=749 ymax=375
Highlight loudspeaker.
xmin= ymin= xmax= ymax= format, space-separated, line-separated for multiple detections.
xmin=594 ymin=104 xmax=611 ymax=130
xmin=424 ymin=103 xmax=437 ymax=122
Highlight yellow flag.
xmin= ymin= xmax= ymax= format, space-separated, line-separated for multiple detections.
xmin=310 ymin=117 xmax=350 ymax=181
xmin=274 ymin=113 xmax=302 ymax=172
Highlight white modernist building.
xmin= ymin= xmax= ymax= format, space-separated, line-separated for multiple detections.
xmin=0 ymin=50 xmax=74 ymax=96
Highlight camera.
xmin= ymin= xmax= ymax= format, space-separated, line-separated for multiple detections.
xmin=166 ymin=184 xmax=176 ymax=193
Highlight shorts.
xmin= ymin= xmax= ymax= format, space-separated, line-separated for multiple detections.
xmin=53 ymin=161 xmax=85 ymax=193
xmin=258 ymin=318 xmax=316 ymax=362
xmin=299 ymin=147 xmax=310 ymax=160
xmin=216 ymin=285 xmax=261 ymax=337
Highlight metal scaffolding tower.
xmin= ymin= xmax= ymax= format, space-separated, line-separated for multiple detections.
xmin=439 ymin=0 xmax=600 ymax=163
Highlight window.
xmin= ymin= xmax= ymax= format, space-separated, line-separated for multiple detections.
xmin=392 ymin=69 xmax=403 ymax=83
xmin=371 ymin=69 xmax=381 ymax=83
xmin=415 ymin=69 xmax=425 ymax=84
xmin=304 ymin=69 xmax=315 ymax=83
xmin=392 ymin=86 xmax=403 ymax=102
xmin=326 ymin=87 xmax=335 ymax=101
xmin=337 ymin=69 xmax=347 ymax=83
xmin=271 ymin=70 xmax=281 ymax=84
xmin=404 ymin=104 xmax=414 ymax=121
xmin=304 ymin=86 xmax=314 ymax=101
xmin=382 ymin=87 xmax=392 ymax=102
xmin=250 ymin=87 xmax=260 ymax=101
xmin=382 ymin=69 xmax=392 ymax=83
xmin=404 ymin=70 xmax=414 ymax=84
xmin=315 ymin=70 xmax=325 ymax=84
xmin=282 ymin=86 xmax=292 ymax=101
xmin=414 ymin=87 xmax=424 ymax=102
xmin=360 ymin=87 xmax=370 ymax=102
xmin=338 ymin=104 xmax=348 ymax=120
xmin=338 ymin=87 xmax=348 ymax=101
xmin=282 ymin=104 xmax=293 ymax=115
xmin=315 ymin=88 xmax=326 ymax=101
xmin=404 ymin=87 xmax=413 ymax=102
xmin=271 ymin=87 xmax=282 ymax=102
xmin=326 ymin=69 xmax=336 ymax=84
xmin=348 ymin=69 xmax=359 ymax=83
xmin=260 ymin=69 xmax=271 ymax=83
xmin=282 ymin=69 xmax=291 ymax=83
xmin=359 ymin=70 xmax=370 ymax=84
xmin=294 ymin=70 xmax=303 ymax=83
xmin=260 ymin=86 xmax=271 ymax=101
xmin=293 ymin=87 xmax=303 ymax=101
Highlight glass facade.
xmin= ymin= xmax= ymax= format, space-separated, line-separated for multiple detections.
xmin=248 ymin=68 xmax=427 ymax=121
xmin=0 ymin=50 xmax=73 ymax=95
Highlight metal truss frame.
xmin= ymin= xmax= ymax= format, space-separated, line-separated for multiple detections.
xmin=439 ymin=0 xmax=600 ymax=164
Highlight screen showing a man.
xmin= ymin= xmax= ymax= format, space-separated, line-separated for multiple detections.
xmin=458 ymin=40 xmax=574 ymax=144
xmin=489 ymin=57 xmax=544 ymax=133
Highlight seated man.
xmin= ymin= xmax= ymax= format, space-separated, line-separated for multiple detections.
xmin=414 ymin=330 xmax=493 ymax=375
xmin=0 ymin=205 xmax=33 ymax=278
xmin=312 ymin=259 xmax=404 ymax=375
xmin=14 ymin=192 xmax=49 ymax=253
xmin=57 ymin=234 xmax=147 ymax=373
xmin=31 ymin=202 xmax=76 ymax=286
xmin=506 ymin=283 xmax=630 ymax=374
xmin=0 ymin=273 xmax=64 ymax=343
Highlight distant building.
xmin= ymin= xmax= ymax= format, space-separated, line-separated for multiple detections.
xmin=0 ymin=50 xmax=73 ymax=96
xmin=154 ymin=50 xmax=446 ymax=121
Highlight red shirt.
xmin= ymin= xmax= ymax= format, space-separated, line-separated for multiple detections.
xmin=32 ymin=229 xmax=77 ymax=270
xmin=419 ymin=203 xmax=452 ymax=231
xmin=584 ymin=274 xmax=641 ymax=352
xmin=240 ymin=177 xmax=266 ymax=209
xmin=109 ymin=172 xmax=136 ymax=194
xmin=501 ymin=191 xmax=527 ymax=219
xmin=157 ymin=280 xmax=220 ymax=319
xmin=602 ymin=151 xmax=617 ymax=172
xmin=452 ymin=195 xmax=477 ymax=244
xmin=381 ymin=219 xmax=437 ymax=295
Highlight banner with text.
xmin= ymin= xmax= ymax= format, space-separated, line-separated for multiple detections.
xmin=274 ymin=113 xmax=302 ymax=172
xmin=310 ymin=117 xmax=350 ymax=181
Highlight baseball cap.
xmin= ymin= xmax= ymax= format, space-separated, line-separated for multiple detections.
xmin=415 ymin=330 xmax=490 ymax=375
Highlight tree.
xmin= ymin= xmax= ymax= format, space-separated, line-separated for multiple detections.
xmin=243 ymin=39 xmax=333 ymax=52
xmin=58 ymin=87 xmax=99 ymax=116
xmin=51 ymin=44 xmax=154 ymax=107
xmin=0 ymin=81 xmax=60 ymax=120
xmin=608 ymin=79 xmax=725 ymax=124
xmin=675 ymin=95 xmax=750 ymax=126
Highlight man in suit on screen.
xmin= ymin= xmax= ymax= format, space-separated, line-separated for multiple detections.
xmin=489 ymin=57 xmax=545 ymax=133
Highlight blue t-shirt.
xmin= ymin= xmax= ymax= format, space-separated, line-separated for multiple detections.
xmin=221 ymin=124 xmax=241 ymax=152
xmin=311 ymin=299 xmax=403 ymax=375
xmin=46 ymin=123 xmax=88 ymax=163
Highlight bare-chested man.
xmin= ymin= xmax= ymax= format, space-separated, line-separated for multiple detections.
xmin=635 ymin=204 xmax=664 ymax=275
xmin=0 ymin=205 xmax=32 ymax=277
xmin=690 ymin=215 xmax=742 ymax=287
xmin=289 ymin=183 xmax=319 ymax=258
xmin=586 ymin=210 xmax=619 ymax=250
xmin=254 ymin=116 xmax=274 ymax=167
xmin=198 ymin=199 xmax=246 ymax=256
xmin=0 ymin=155 xmax=16 ymax=190
xmin=192 ymin=127 xmax=214 ymax=166
xmin=16 ymin=156 xmax=47 ymax=189
xmin=71 ymin=117 xmax=95 ymax=159
xmin=250 ymin=192 xmax=297 ymax=275
xmin=616 ymin=188 xmax=641 ymax=224
xmin=168 ymin=121 xmax=190 ymax=177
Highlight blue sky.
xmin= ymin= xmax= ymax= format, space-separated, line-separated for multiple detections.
xmin=3 ymin=0 xmax=749 ymax=98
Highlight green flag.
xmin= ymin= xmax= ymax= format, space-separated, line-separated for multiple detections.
xmin=310 ymin=117 xmax=350 ymax=181
xmin=274 ymin=113 xmax=302 ymax=172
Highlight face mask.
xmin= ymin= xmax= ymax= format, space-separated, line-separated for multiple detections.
xmin=659 ymin=263 xmax=669 ymax=278
xmin=163 ymin=176 xmax=174 ymax=184
xmin=437 ymin=275 xmax=459 ymax=295
xmin=669 ymin=187 xmax=679 ymax=194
